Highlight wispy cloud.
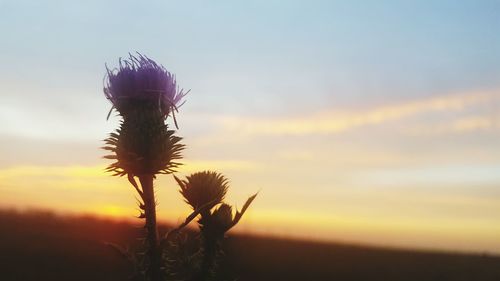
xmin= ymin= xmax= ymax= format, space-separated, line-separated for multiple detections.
xmin=178 ymin=159 xmax=257 ymax=173
xmin=215 ymin=90 xmax=500 ymax=136
xmin=0 ymin=165 xmax=105 ymax=180
xmin=0 ymin=159 xmax=257 ymax=180
xmin=404 ymin=114 xmax=500 ymax=136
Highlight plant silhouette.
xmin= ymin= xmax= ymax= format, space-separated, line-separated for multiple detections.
xmin=103 ymin=53 xmax=257 ymax=281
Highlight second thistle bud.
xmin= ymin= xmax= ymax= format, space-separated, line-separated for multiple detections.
xmin=175 ymin=171 xmax=229 ymax=210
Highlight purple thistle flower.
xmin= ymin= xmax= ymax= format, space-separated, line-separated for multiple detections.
xmin=104 ymin=53 xmax=188 ymax=121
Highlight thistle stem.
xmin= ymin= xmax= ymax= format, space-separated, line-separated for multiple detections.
xmin=198 ymin=239 xmax=218 ymax=281
xmin=139 ymin=174 xmax=162 ymax=281
xmin=195 ymin=222 xmax=220 ymax=281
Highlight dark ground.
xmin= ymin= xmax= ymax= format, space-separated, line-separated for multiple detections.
xmin=0 ymin=209 xmax=499 ymax=281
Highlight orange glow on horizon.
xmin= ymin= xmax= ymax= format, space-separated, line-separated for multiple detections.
xmin=1 ymin=163 xmax=499 ymax=254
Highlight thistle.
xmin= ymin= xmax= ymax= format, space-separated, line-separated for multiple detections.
xmin=175 ymin=171 xmax=257 ymax=281
xmin=102 ymin=54 xmax=257 ymax=281
xmin=103 ymin=53 xmax=186 ymax=281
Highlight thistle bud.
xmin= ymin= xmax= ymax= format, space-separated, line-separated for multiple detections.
xmin=177 ymin=171 xmax=229 ymax=210
xmin=212 ymin=203 xmax=234 ymax=230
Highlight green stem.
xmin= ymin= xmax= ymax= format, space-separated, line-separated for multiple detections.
xmin=139 ymin=174 xmax=162 ymax=281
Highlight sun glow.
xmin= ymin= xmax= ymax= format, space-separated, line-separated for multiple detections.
xmin=1 ymin=156 xmax=500 ymax=254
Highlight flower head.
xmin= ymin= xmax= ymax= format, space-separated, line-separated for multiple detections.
xmin=104 ymin=53 xmax=187 ymax=118
xmin=175 ymin=171 xmax=229 ymax=210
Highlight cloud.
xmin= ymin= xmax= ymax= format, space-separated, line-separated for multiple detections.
xmin=177 ymin=159 xmax=257 ymax=173
xmin=404 ymin=114 xmax=500 ymax=136
xmin=0 ymin=165 xmax=105 ymax=180
xmin=215 ymin=89 xmax=500 ymax=136
xmin=0 ymin=159 xmax=257 ymax=180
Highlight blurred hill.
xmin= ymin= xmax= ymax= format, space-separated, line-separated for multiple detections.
xmin=0 ymin=209 xmax=498 ymax=281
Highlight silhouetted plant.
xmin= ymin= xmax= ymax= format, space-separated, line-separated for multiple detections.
xmin=103 ymin=53 xmax=186 ymax=281
xmin=102 ymin=53 xmax=256 ymax=281
xmin=174 ymin=172 xmax=257 ymax=281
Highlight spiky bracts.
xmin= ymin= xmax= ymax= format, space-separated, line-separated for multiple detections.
xmin=175 ymin=171 xmax=229 ymax=210
xmin=103 ymin=106 xmax=184 ymax=177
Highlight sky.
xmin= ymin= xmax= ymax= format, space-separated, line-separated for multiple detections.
xmin=1 ymin=0 xmax=500 ymax=254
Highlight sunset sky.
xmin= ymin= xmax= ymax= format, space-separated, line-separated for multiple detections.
xmin=1 ymin=1 xmax=500 ymax=254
